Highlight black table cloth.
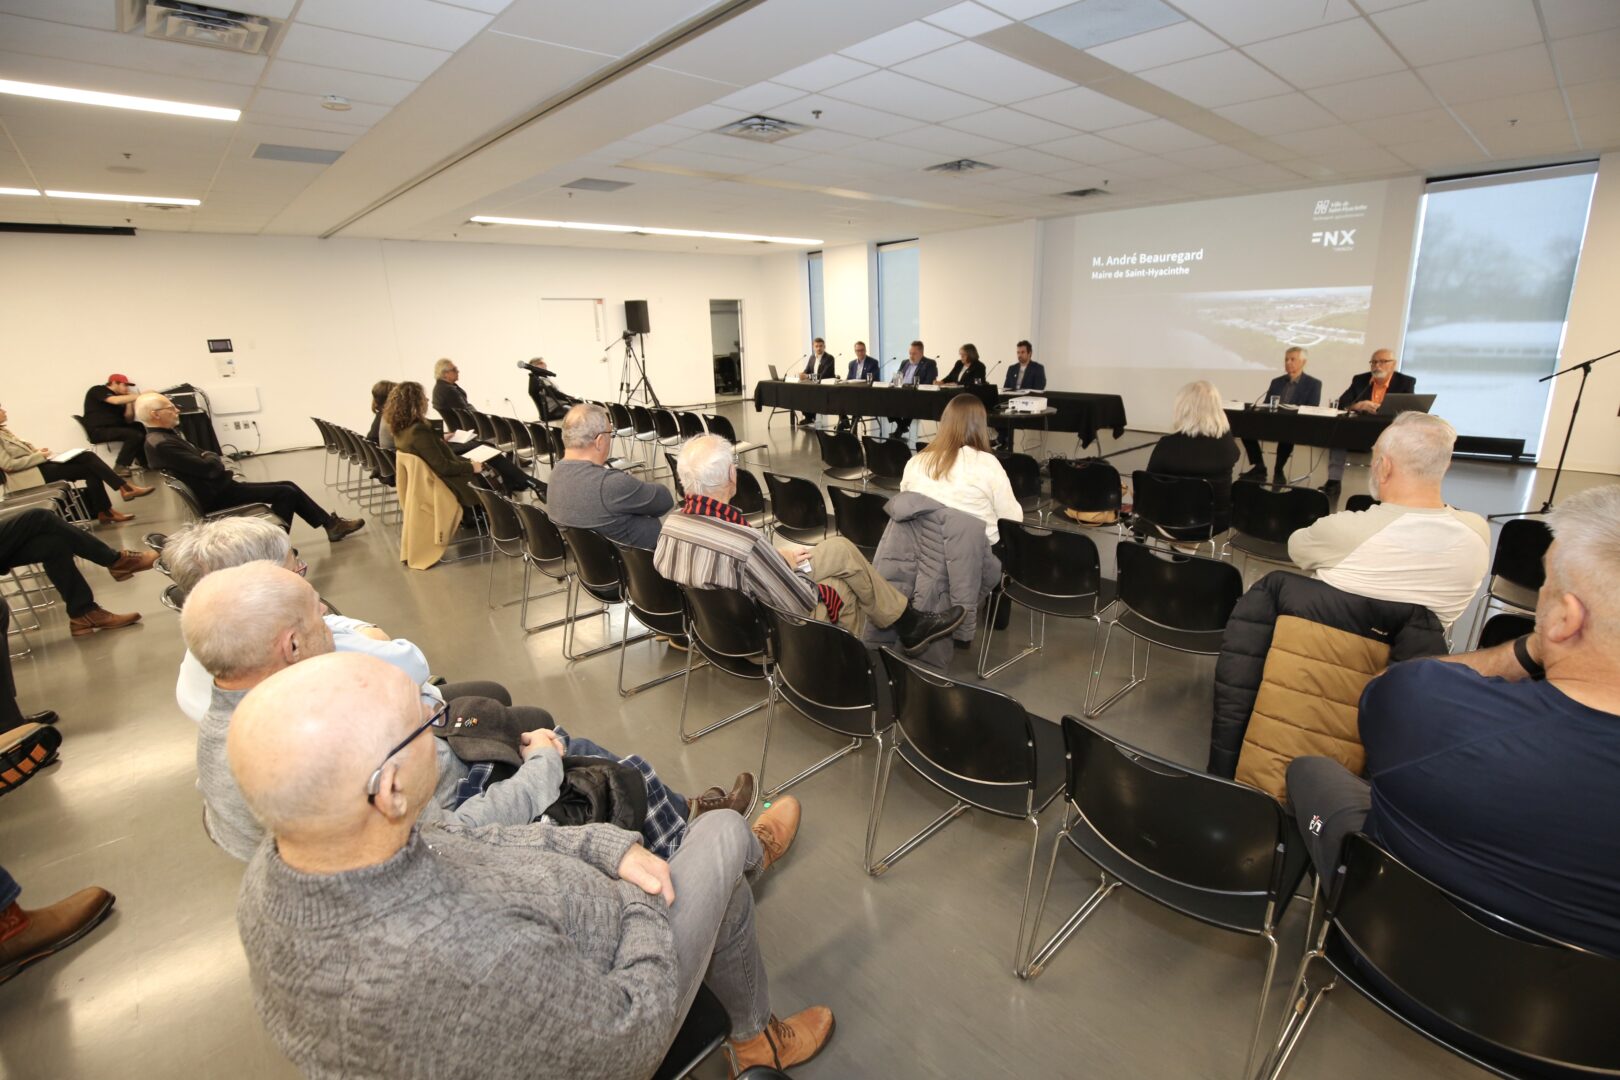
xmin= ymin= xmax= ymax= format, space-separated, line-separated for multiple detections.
xmin=1224 ymin=408 xmax=1390 ymax=453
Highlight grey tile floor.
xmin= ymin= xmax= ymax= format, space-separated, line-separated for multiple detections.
xmin=0 ymin=406 xmax=1606 ymax=1080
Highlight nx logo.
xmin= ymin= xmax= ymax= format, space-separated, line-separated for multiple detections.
xmin=1311 ymin=229 xmax=1356 ymax=248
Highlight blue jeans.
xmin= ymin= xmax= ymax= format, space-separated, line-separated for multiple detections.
xmin=0 ymin=864 xmax=19 ymax=910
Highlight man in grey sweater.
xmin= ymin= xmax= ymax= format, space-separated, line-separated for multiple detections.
xmin=546 ymin=403 xmax=674 ymax=549
xmin=231 ymin=652 xmax=834 ymax=1078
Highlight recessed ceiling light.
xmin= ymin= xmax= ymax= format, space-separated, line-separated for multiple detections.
xmin=0 ymin=186 xmax=41 ymax=197
xmin=45 ymin=190 xmax=201 ymax=206
xmin=0 ymin=78 xmax=239 ymax=121
xmin=469 ymin=215 xmax=822 ymax=245
xmin=321 ymin=95 xmax=352 ymax=112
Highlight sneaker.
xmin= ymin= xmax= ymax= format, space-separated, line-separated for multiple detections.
xmin=107 ymin=549 xmax=158 ymax=581
xmin=0 ymin=887 xmax=116 ymax=985
xmin=689 ymin=773 xmax=757 ymax=820
xmin=325 ymin=516 xmax=366 ymax=542
xmin=751 ymin=795 xmax=800 ymax=873
xmin=726 ymin=1007 xmax=835 ymax=1077
xmin=69 ymin=607 xmax=141 ymax=637
xmin=1239 ymin=464 xmax=1266 ymax=481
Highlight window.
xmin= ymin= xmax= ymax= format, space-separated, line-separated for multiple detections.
xmin=876 ymin=240 xmax=919 ymax=381
xmin=807 ymin=250 xmax=825 ymax=348
xmin=1401 ymin=163 xmax=1597 ymax=453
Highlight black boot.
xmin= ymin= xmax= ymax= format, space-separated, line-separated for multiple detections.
xmin=893 ymin=603 xmax=965 ymax=656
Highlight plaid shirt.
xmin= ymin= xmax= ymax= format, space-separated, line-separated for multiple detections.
xmin=658 ymin=494 xmax=842 ymax=622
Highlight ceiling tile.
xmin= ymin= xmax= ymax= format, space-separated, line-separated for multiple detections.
xmin=260 ymin=59 xmax=419 ymax=107
xmin=1540 ymin=0 xmax=1620 ymax=39
xmin=776 ymin=127 xmax=868 ymax=153
xmin=773 ymin=95 xmax=921 ymax=138
xmin=895 ymin=41 xmax=1072 ymax=104
xmin=773 ymin=53 xmax=877 ymax=93
xmin=1243 ymin=19 xmax=1406 ymax=89
xmin=626 ymin=146 xmax=761 ymax=175
xmin=666 ymin=104 xmax=751 ymax=131
xmin=1565 ymin=78 xmax=1620 ymax=119
xmin=1102 ymin=117 xmax=1213 ymax=152
xmin=1217 ymin=162 xmax=1306 ymax=185
xmin=1475 ymin=117 xmax=1580 ymax=158
xmin=489 ymin=0 xmax=710 ymax=57
xmin=1035 ymin=130 xmax=1142 ymax=163
xmin=247 ymin=88 xmax=390 ymax=128
xmin=1449 ymin=89 xmax=1569 ymax=131
xmin=1308 ymin=70 xmax=1438 ymax=122
xmin=978 ymin=146 xmax=1076 ymax=173
xmin=712 ymin=81 xmax=805 ymax=114
xmin=1026 ymin=0 xmax=1186 ymax=51
xmin=886 ymin=124 xmax=1014 ymax=156
xmin=823 ymin=70 xmax=991 ymax=122
xmin=1420 ymin=44 xmax=1557 ymax=105
xmin=1136 ymin=50 xmax=1292 ymax=108
xmin=1163 ymin=143 xmax=1260 ymax=169
xmin=839 ymin=21 xmax=960 ymax=66
xmin=276 ymin=22 xmax=450 ymax=81
xmin=1104 ymin=154 xmax=1185 ymax=178
xmin=295 ymin=0 xmax=491 ymax=51
xmin=0 ymin=0 xmax=118 ymax=31
xmin=1013 ymin=85 xmax=1154 ymax=130
xmin=1173 ymin=171 xmax=1251 ymax=195
xmin=1350 ymin=107 xmax=1472 ymax=145
xmin=0 ymin=11 xmax=268 ymax=85
xmin=1307 ymin=146 xmax=1408 ymax=174
xmin=1083 ymin=20 xmax=1225 ymax=72
xmin=1270 ymin=124 xmax=1377 ymax=155
xmin=944 ymin=106 xmax=1075 ymax=143
xmin=923 ymin=2 xmax=1013 ymax=36
xmin=1213 ymin=93 xmax=1340 ymax=136
xmin=1384 ymin=134 xmax=1501 ymax=169
xmin=976 ymin=0 xmax=1077 ymax=19
xmin=674 ymin=131 xmax=813 ymax=165
xmin=1369 ymin=0 xmax=1544 ymax=67
xmin=1573 ymin=111 xmax=1620 ymax=147
xmin=856 ymin=140 xmax=944 ymax=168
xmin=1550 ymin=27 xmax=1620 ymax=85
xmin=1165 ymin=0 xmax=1360 ymax=44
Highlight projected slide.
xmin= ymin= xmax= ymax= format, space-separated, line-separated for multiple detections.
xmin=1066 ymin=180 xmax=1393 ymax=429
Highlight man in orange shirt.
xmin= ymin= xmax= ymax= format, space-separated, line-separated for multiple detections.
xmin=1323 ymin=349 xmax=1417 ymax=497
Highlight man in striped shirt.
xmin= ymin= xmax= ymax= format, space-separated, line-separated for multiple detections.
xmin=656 ymin=435 xmax=963 ymax=655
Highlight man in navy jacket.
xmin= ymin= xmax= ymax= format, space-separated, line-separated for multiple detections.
xmin=887 ymin=341 xmax=938 ymax=439
xmin=836 ymin=341 xmax=881 ymax=433
xmin=1240 ymin=347 xmax=1322 ymax=481
xmin=997 ymin=340 xmax=1046 ymax=449
xmin=794 ymin=338 xmax=837 ymax=427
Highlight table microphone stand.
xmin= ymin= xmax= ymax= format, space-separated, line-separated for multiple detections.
xmin=1487 ymin=346 xmax=1617 ymax=521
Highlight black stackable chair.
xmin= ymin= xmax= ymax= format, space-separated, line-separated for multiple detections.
xmin=702 ymin=412 xmax=768 ymax=464
xmin=1225 ymin=482 xmax=1330 ymax=571
xmin=1001 ymin=452 xmax=1048 ymax=521
xmin=649 ymin=984 xmax=730 ymax=1080
xmin=731 ymin=468 xmax=774 ymax=532
xmin=1344 ymin=493 xmax=1379 ymax=513
xmin=1465 ymin=518 xmax=1552 ymax=649
xmin=1024 ymin=716 xmax=1307 ymax=1076
xmin=815 ymin=428 xmax=870 ymax=485
xmin=1047 ymin=458 xmax=1122 ymax=528
xmin=761 ymin=471 xmax=828 ymax=540
xmin=868 ymin=648 xmax=1065 ymax=973
xmin=979 ymin=520 xmax=1112 ymax=679
xmin=629 ymin=405 xmax=661 ymax=466
xmin=652 ymin=408 xmax=684 ymax=453
xmin=605 ymin=401 xmax=637 ymax=458
xmin=1131 ymin=470 xmax=1217 ymax=551
xmin=676 ymin=411 xmax=706 ymax=440
xmin=469 ymin=487 xmax=527 ymax=609
xmin=510 ymin=502 xmax=579 ymax=635
xmin=1478 ymin=611 xmax=1535 ymax=649
xmin=677 ymin=585 xmax=770 ymax=743
xmin=556 ymin=525 xmax=654 ymax=662
xmin=1085 ymin=541 xmax=1242 ymax=717
xmin=861 ymin=436 xmax=910 ymax=489
xmin=757 ymin=601 xmax=883 ymax=799
xmin=612 ymin=541 xmax=694 ymax=697
xmin=160 ymin=473 xmax=288 ymax=531
xmin=1258 ymin=833 xmax=1620 ymax=1080
xmin=828 ymin=486 xmax=889 ymax=558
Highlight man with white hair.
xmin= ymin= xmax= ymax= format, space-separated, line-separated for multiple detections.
xmin=181 ymin=562 xmax=765 ymax=861
xmin=1287 ymin=484 xmax=1620 ymax=957
xmin=138 ymin=392 xmax=363 ymax=542
xmin=656 ymin=435 xmax=963 ymax=654
xmin=1287 ymin=411 xmax=1488 ymax=629
xmin=1322 ymin=347 xmax=1417 ymax=496
xmin=230 ymin=652 xmax=835 ymax=1078
xmin=546 ymin=403 xmax=673 ymax=549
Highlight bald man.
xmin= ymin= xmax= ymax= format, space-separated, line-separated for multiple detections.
xmin=230 ymin=653 xmax=833 ymax=1078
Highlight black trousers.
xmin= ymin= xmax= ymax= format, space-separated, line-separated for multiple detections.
xmin=209 ymin=481 xmax=332 ymax=530
xmin=87 ymin=424 xmax=147 ymax=467
xmin=452 ymin=440 xmax=532 ymax=493
xmin=38 ymin=455 xmax=125 ymax=517
xmin=1286 ymin=755 xmax=1372 ymax=882
xmin=0 ymin=507 xmax=119 ymax=618
xmin=1241 ymin=437 xmax=1295 ymax=471
xmin=1 ymin=603 xmax=19 ymax=727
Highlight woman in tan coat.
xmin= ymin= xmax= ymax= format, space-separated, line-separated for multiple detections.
xmin=383 ymin=382 xmax=486 ymax=511
xmin=0 ymin=403 xmax=152 ymax=524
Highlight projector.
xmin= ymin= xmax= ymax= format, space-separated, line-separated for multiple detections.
xmin=1003 ymin=395 xmax=1048 ymax=414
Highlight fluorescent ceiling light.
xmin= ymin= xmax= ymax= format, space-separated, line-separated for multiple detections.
xmin=0 ymin=78 xmax=240 ymax=122
xmin=470 ymin=215 xmax=821 ymax=245
xmin=0 ymin=186 xmax=41 ymax=197
xmin=45 ymin=190 xmax=201 ymax=206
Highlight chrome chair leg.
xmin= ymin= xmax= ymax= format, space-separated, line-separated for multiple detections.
xmin=1085 ymin=624 xmax=1149 ymax=719
xmin=758 ymin=679 xmax=866 ymax=798
xmin=1256 ymin=892 xmax=1335 ymax=1080
xmin=616 ymin=613 xmax=695 ymax=697
xmin=1021 ymin=808 xmax=1121 ymax=979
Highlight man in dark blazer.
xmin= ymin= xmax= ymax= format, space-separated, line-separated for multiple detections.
xmin=1240 ymin=347 xmax=1322 ymax=482
xmin=1324 ymin=348 xmax=1416 ymax=495
xmin=795 ymin=338 xmax=836 ymax=427
xmin=836 ymin=341 xmax=881 ymax=432
xmin=887 ymin=340 xmax=938 ymax=438
xmin=997 ymin=340 xmax=1047 ymax=449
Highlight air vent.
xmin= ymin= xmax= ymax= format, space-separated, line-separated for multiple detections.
xmin=926 ymin=158 xmax=998 ymax=175
xmin=716 ymin=115 xmax=807 ymax=144
xmin=1062 ymin=187 xmax=1111 ymax=197
xmin=253 ymin=143 xmax=343 ymax=165
xmin=561 ymin=178 xmax=633 ymax=192
xmin=118 ymin=1 xmax=283 ymax=55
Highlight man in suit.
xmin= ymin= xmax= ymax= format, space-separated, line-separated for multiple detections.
xmin=835 ymin=341 xmax=880 ymax=433
xmin=1324 ymin=348 xmax=1416 ymax=496
xmin=1240 ymin=347 xmax=1322 ymax=483
xmin=997 ymin=340 xmax=1047 ymax=450
xmin=795 ymin=338 xmax=836 ymax=427
xmin=887 ymin=341 xmax=938 ymax=439
xmin=522 ymin=357 xmax=578 ymax=421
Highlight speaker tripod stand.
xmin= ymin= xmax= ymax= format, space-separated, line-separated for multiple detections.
xmin=1487 ymin=346 xmax=1616 ymax=521
xmin=613 ymin=331 xmax=661 ymax=408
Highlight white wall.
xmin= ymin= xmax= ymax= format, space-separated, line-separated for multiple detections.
xmin=0 ymin=233 xmax=773 ymax=456
xmin=919 ymin=220 xmax=1039 ymax=379
xmin=755 ymin=249 xmax=807 ymax=379
xmin=821 ymin=242 xmax=874 ymax=370
xmin=1541 ymin=151 xmax=1620 ymax=475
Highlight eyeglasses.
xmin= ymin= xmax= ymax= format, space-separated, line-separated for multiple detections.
xmin=1370 ymin=358 xmax=1395 ymax=366
xmin=154 ymin=403 xmax=180 ymax=413
xmin=365 ymin=701 xmax=448 ymax=804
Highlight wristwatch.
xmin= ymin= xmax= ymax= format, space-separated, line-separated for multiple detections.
xmin=1512 ymin=635 xmax=1546 ymax=681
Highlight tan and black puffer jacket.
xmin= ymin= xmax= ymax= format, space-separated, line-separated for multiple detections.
xmin=1209 ymin=570 xmax=1446 ymax=800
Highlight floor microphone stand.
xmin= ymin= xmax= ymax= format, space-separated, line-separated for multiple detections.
xmin=1487 ymin=346 xmax=1617 ymax=521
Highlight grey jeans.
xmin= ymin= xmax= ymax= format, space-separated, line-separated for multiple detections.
xmin=1286 ymin=756 xmax=1372 ymax=882
xmin=666 ymin=810 xmax=771 ymax=1041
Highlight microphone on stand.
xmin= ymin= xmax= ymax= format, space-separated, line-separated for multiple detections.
xmin=985 ymin=359 xmax=1004 ymax=387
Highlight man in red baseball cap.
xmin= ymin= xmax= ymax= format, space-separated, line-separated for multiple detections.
xmin=82 ymin=374 xmax=146 ymax=476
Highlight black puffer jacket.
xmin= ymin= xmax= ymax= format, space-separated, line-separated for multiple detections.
xmin=1209 ymin=571 xmax=1446 ymax=795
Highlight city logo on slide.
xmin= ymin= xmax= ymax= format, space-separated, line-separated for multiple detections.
xmin=1310 ymin=196 xmax=1367 ymax=253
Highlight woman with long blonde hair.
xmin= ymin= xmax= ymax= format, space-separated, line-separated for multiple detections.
xmin=1146 ymin=379 xmax=1240 ymax=533
xmin=900 ymin=393 xmax=1021 ymax=543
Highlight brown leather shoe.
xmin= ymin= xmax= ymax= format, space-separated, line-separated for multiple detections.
xmin=108 ymin=549 xmax=158 ymax=581
xmin=118 ymin=482 xmax=154 ymax=501
xmin=69 ymin=607 xmax=141 ymax=637
xmin=689 ymin=772 xmax=756 ymax=820
xmin=96 ymin=509 xmax=135 ymax=525
xmin=727 ymin=1007 xmax=835 ymax=1077
xmin=750 ymin=795 xmax=800 ymax=874
xmin=325 ymin=515 xmax=365 ymax=542
xmin=0 ymin=887 xmax=116 ymax=985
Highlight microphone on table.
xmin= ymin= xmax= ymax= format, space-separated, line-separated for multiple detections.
xmin=985 ymin=359 xmax=1004 ymax=386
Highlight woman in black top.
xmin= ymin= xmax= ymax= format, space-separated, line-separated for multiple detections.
xmin=940 ymin=343 xmax=987 ymax=386
xmin=1146 ymin=380 xmax=1240 ymax=534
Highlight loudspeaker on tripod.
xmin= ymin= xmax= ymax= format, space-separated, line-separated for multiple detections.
xmin=624 ymin=300 xmax=651 ymax=335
